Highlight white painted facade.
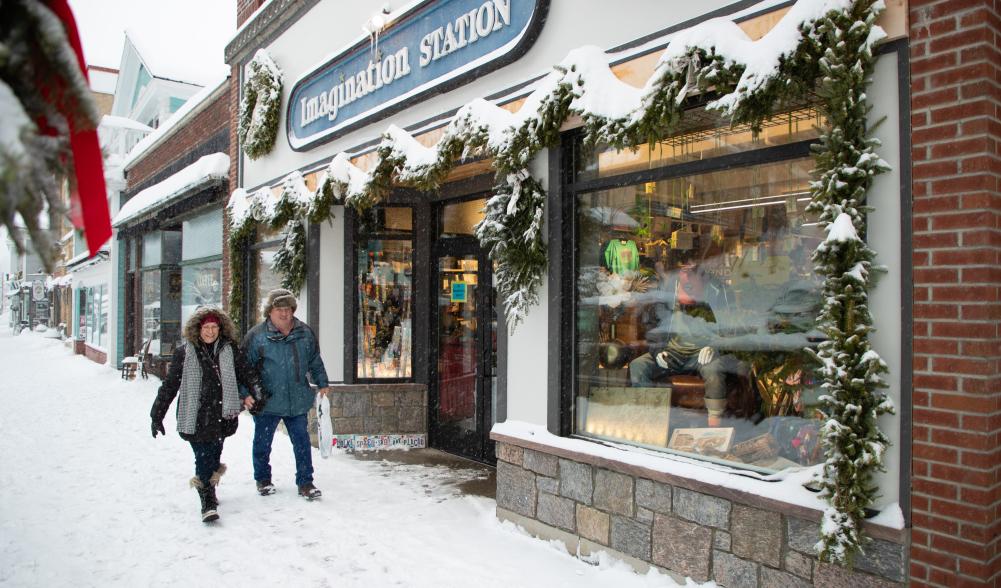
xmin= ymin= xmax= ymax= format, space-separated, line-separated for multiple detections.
xmin=111 ymin=35 xmax=204 ymax=131
xmin=236 ymin=0 xmax=905 ymax=507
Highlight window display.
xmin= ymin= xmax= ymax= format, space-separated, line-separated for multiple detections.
xmin=141 ymin=269 xmax=162 ymax=356
xmin=355 ymin=207 xmax=413 ymax=379
xmin=181 ymin=261 xmax=222 ymax=324
xmin=181 ymin=209 xmax=223 ymax=324
xmin=84 ymin=285 xmax=108 ymax=349
xmin=574 ymin=112 xmax=826 ymax=473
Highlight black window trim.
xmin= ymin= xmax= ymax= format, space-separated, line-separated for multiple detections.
xmin=347 ymin=203 xmax=417 ymax=384
xmin=558 ymin=128 xmax=822 ymax=443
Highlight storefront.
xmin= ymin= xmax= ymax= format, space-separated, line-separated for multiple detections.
xmin=67 ymin=252 xmax=111 ymax=363
xmin=227 ymin=0 xmax=912 ymax=584
xmin=114 ymin=154 xmax=228 ymax=377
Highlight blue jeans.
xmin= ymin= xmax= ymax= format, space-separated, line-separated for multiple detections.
xmin=190 ymin=440 xmax=224 ymax=486
xmin=252 ymin=414 xmax=313 ymax=487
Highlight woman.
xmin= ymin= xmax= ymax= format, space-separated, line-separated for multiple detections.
xmin=151 ymin=307 xmax=265 ymax=523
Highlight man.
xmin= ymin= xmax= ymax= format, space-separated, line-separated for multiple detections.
xmin=241 ymin=288 xmax=329 ymax=500
xmin=628 ymin=261 xmax=746 ymax=427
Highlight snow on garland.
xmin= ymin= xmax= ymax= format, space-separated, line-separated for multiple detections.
xmin=238 ymin=49 xmax=283 ymax=160
xmin=229 ymin=0 xmax=892 ymax=562
xmin=0 ymin=0 xmax=98 ymax=272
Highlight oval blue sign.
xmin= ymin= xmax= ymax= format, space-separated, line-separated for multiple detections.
xmin=286 ymin=0 xmax=548 ymax=151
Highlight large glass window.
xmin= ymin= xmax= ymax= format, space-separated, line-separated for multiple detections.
xmin=181 ymin=261 xmax=222 ymax=323
xmin=141 ymin=269 xmax=162 ymax=356
xmin=251 ymin=223 xmax=284 ymax=322
xmin=180 ymin=209 xmax=223 ymax=325
xmin=356 ymin=207 xmax=413 ymax=380
xmin=572 ymin=110 xmax=826 ymax=473
xmin=84 ymin=285 xmax=108 ymax=349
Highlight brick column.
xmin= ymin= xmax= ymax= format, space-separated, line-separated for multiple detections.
xmin=222 ymin=62 xmax=239 ymax=315
xmin=909 ymin=0 xmax=1001 ymax=586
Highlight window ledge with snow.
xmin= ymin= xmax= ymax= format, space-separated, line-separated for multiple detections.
xmin=491 ymin=420 xmax=905 ymax=543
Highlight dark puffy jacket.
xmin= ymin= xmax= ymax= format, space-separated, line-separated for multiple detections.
xmin=241 ymin=318 xmax=329 ymax=417
xmin=150 ymin=307 xmax=264 ymax=442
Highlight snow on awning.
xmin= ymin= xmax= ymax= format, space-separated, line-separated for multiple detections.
xmin=113 ymin=153 xmax=230 ymax=227
xmin=99 ymin=115 xmax=153 ymax=133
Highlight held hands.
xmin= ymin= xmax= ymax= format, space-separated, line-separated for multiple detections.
xmin=242 ymin=396 xmax=256 ymax=410
xmin=697 ymin=346 xmax=716 ymax=366
xmin=151 ymin=420 xmax=166 ymax=438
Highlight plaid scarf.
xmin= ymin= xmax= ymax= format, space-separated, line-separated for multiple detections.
xmin=176 ymin=340 xmax=241 ymax=435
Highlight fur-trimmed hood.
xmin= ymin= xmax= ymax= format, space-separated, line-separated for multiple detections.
xmin=183 ymin=307 xmax=238 ymax=345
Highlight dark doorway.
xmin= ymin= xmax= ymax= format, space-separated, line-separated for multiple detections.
xmin=428 ymin=198 xmax=497 ymax=463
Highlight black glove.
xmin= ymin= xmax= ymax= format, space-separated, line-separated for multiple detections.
xmin=249 ymin=385 xmax=269 ymax=416
xmin=151 ymin=420 xmax=166 ymax=438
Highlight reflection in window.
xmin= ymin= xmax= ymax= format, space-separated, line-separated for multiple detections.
xmin=575 ymin=107 xmax=823 ymax=181
xmin=575 ymin=152 xmax=826 ymax=473
xmin=255 ymin=246 xmax=282 ymax=319
xmin=441 ymin=198 xmax=486 ymax=237
xmin=85 ymin=285 xmax=108 ymax=349
xmin=357 ymin=239 xmax=413 ymax=378
xmin=181 ymin=261 xmax=222 ymax=325
xmin=142 ymin=269 xmax=162 ymax=356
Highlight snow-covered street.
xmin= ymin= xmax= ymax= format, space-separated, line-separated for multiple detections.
xmin=0 ymin=325 xmax=693 ymax=587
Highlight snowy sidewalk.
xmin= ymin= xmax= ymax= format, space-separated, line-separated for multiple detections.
xmin=0 ymin=326 xmax=697 ymax=587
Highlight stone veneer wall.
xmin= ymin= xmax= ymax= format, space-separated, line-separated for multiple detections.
xmin=308 ymin=384 xmax=427 ymax=445
xmin=494 ymin=440 xmax=907 ymax=587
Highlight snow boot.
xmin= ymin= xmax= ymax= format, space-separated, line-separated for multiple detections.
xmin=298 ymin=482 xmax=322 ymax=500
xmin=256 ymin=479 xmax=276 ymax=496
xmin=209 ymin=464 xmax=226 ymax=503
xmin=191 ymin=477 xmax=219 ymax=523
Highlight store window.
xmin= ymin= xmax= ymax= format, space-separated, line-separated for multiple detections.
xmin=355 ymin=207 xmax=413 ymax=380
xmin=571 ymin=108 xmax=827 ymax=473
xmin=440 ymin=198 xmax=485 ymax=237
xmin=180 ymin=209 xmax=223 ymax=325
xmin=84 ymin=285 xmax=108 ymax=349
xmin=140 ymin=230 xmax=182 ymax=357
xmin=251 ymin=223 xmax=285 ymax=321
xmin=141 ymin=269 xmax=162 ymax=355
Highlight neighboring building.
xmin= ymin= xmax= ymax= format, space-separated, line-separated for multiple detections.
xmin=102 ymin=26 xmax=233 ymax=373
xmin=223 ymin=0 xmax=996 ymax=586
xmin=52 ymin=65 xmax=126 ymax=363
xmin=111 ymin=33 xmax=207 ymax=131
xmin=112 ymin=77 xmax=231 ymax=378
xmin=5 ymin=228 xmax=48 ymax=332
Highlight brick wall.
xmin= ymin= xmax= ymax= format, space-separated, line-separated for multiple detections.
xmin=125 ymin=87 xmax=231 ymax=191
xmin=909 ymin=0 xmax=1001 ymax=586
xmin=237 ymin=0 xmax=265 ymax=27
xmin=223 ymin=63 xmax=239 ymax=317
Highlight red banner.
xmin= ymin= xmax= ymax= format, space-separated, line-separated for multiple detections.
xmin=47 ymin=0 xmax=111 ymax=257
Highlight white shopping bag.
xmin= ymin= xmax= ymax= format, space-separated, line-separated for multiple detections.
xmin=314 ymin=392 xmax=334 ymax=459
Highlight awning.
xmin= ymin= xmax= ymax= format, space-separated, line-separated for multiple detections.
xmin=113 ymin=152 xmax=230 ymax=227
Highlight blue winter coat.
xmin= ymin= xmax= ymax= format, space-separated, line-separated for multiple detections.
xmin=240 ymin=318 xmax=329 ymax=417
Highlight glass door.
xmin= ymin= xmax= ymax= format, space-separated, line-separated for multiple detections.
xmin=430 ymin=239 xmax=497 ymax=462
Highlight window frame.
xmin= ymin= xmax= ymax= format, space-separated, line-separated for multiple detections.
xmin=559 ymin=125 xmax=823 ymax=466
xmin=347 ymin=204 xmax=416 ymax=384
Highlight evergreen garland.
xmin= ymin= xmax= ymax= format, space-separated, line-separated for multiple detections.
xmin=0 ymin=0 xmax=97 ymax=272
xmin=229 ymin=0 xmax=894 ymax=560
xmin=272 ymin=219 xmax=306 ymax=293
xmin=238 ymin=49 xmax=283 ymax=160
xmin=227 ymin=221 xmax=254 ymax=335
xmin=804 ymin=0 xmax=894 ymax=565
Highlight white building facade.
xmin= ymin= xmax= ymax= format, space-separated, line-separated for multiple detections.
xmin=226 ymin=1 xmax=911 ymax=584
